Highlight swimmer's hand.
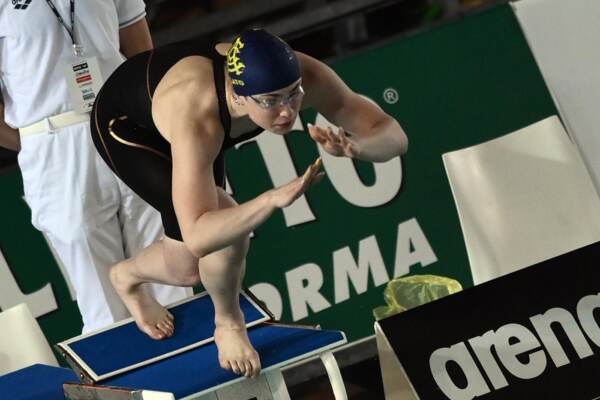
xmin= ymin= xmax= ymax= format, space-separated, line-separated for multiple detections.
xmin=268 ymin=157 xmax=324 ymax=209
xmin=306 ymin=123 xmax=358 ymax=158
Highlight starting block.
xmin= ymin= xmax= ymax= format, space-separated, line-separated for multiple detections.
xmin=48 ymin=291 xmax=348 ymax=400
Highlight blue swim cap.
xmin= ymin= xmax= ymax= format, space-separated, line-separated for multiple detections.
xmin=227 ymin=29 xmax=300 ymax=96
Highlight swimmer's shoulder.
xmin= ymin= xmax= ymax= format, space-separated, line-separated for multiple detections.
xmin=154 ymin=55 xmax=215 ymax=98
xmin=152 ymin=57 xmax=222 ymax=141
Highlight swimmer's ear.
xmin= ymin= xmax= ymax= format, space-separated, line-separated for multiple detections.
xmin=232 ymin=94 xmax=245 ymax=106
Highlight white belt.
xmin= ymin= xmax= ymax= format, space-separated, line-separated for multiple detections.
xmin=19 ymin=111 xmax=90 ymax=137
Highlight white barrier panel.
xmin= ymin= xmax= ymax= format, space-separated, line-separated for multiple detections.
xmin=0 ymin=303 xmax=58 ymax=375
xmin=443 ymin=116 xmax=600 ymax=284
xmin=512 ymin=0 xmax=600 ymax=191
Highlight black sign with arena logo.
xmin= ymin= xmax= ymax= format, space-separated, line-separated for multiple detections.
xmin=378 ymin=241 xmax=600 ymax=400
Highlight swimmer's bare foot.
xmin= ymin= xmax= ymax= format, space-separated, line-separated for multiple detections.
xmin=215 ymin=316 xmax=261 ymax=378
xmin=109 ymin=262 xmax=175 ymax=340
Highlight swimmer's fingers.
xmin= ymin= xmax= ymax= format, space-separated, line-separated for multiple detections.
xmin=306 ymin=123 xmax=327 ymax=145
xmin=300 ymin=157 xmax=322 ymax=191
xmin=269 ymin=158 xmax=322 ymax=208
xmin=336 ymin=126 xmax=358 ymax=158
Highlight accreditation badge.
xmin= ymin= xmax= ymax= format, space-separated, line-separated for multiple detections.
xmin=64 ymin=56 xmax=104 ymax=113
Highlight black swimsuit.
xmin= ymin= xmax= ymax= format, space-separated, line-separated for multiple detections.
xmin=90 ymin=40 xmax=262 ymax=241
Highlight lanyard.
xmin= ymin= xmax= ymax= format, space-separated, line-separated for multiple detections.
xmin=46 ymin=0 xmax=81 ymax=55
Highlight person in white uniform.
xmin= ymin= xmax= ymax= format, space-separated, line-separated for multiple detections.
xmin=0 ymin=0 xmax=189 ymax=333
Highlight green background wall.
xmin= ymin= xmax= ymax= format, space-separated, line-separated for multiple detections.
xmin=0 ymin=4 xmax=557 ymax=350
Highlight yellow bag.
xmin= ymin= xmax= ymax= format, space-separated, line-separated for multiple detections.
xmin=373 ymin=275 xmax=462 ymax=320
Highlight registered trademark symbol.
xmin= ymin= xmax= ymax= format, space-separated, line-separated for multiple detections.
xmin=383 ymin=88 xmax=399 ymax=104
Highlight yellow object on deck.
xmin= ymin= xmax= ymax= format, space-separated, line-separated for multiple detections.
xmin=373 ymin=275 xmax=462 ymax=320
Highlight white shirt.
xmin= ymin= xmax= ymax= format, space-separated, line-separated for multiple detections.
xmin=0 ymin=0 xmax=146 ymax=128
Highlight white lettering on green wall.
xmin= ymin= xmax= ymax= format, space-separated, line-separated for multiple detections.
xmin=251 ymin=218 xmax=436 ymax=321
xmin=237 ymin=109 xmax=403 ymax=228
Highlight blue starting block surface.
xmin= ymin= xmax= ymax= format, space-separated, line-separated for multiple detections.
xmin=58 ymin=291 xmax=270 ymax=382
xmin=0 ymin=364 xmax=77 ymax=400
xmin=103 ymin=322 xmax=346 ymax=399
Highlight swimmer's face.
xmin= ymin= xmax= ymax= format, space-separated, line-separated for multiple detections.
xmin=244 ymin=79 xmax=304 ymax=134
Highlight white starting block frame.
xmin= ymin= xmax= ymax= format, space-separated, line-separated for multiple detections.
xmin=62 ymin=349 xmax=347 ymax=400
xmin=191 ymin=351 xmax=346 ymax=400
xmin=58 ymin=291 xmax=348 ymax=400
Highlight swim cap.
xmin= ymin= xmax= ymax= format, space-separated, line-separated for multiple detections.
xmin=226 ymin=29 xmax=300 ymax=96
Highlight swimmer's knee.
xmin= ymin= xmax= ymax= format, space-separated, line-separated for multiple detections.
xmin=161 ymin=238 xmax=202 ymax=285
xmin=178 ymin=270 xmax=202 ymax=287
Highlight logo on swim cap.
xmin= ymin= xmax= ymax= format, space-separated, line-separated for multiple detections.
xmin=227 ymin=37 xmax=246 ymax=79
xmin=226 ymin=29 xmax=300 ymax=96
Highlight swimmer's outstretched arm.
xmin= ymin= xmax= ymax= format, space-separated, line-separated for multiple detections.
xmin=176 ymin=158 xmax=322 ymax=258
xmin=298 ymin=53 xmax=408 ymax=162
xmin=167 ymin=98 xmax=323 ymax=258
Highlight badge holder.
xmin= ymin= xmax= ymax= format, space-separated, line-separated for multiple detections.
xmin=64 ymin=44 xmax=104 ymax=114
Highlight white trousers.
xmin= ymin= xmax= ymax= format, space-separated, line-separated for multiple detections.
xmin=17 ymin=121 xmax=190 ymax=333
